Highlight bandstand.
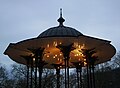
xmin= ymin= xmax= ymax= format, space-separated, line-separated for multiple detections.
xmin=4 ymin=9 xmax=116 ymax=88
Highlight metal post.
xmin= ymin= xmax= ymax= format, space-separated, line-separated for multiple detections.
xmin=76 ymin=68 xmax=80 ymax=88
xmin=86 ymin=63 xmax=90 ymax=88
xmin=57 ymin=71 xmax=60 ymax=88
xmin=21 ymin=55 xmax=32 ymax=88
xmin=30 ymin=58 xmax=33 ymax=88
xmin=56 ymin=68 xmax=60 ymax=88
xmin=82 ymin=48 xmax=97 ymax=88
xmin=64 ymin=59 xmax=67 ymax=88
xmin=35 ymin=58 xmax=38 ymax=88
xmin=28 ymin=48 xmax=45 ymax=88
xmin=38 ymin=67 xmax=42 ymax=88
xmin=67 ymin=57 xmax=69 ymax=88
xmin=89 ymin=65 xmax=92 ymax=88
xmin=56 ymin=43 xmax=75 ymax=88
xmin=38 ymin=61 xmax=47 ymax=88
xmin=27 ymin=61 xmax=29 ymax=88
xmin=80 ymin=67 xmax=82 ymax=88
xmin=37 ymin=48 xmax=45 ymax=88
xmin=72 ymin=62 xmax=83 ymax=88
xmin=92 ymin=64 xmax=95 ymax=88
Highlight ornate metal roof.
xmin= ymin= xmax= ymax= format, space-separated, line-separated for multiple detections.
xmin=38 ymin=26 xmax=83 ymax=38
xmin=38 ymin=9 xmax=83 ymax=38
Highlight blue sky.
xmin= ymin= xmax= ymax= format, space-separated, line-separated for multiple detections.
xmin=0 ymin=0 xmax=120 ymax=67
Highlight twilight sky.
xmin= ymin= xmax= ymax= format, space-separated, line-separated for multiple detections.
xmin=0 ymin=0 xmax=120 ymax=67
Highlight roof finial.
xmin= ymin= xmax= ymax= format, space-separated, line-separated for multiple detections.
xmin=60 ymin=8 xmax=62 ymax=17
xmin=57 ymin=8 xmax=65 ymax=26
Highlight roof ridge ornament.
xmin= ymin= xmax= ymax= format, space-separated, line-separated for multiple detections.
xmin=57 ymin=8 xmax=65 ymax=26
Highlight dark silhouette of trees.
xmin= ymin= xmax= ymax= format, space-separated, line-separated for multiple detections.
xmin=11 ymin=64 xmax=27 ymax=88
xmin=0 ymin=64 xmax=13 ymax=88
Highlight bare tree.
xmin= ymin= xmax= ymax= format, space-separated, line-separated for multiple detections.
xmin=112 ymin=51 xmax=120 ymax=68
xmin=11 ymin=63 xmax=27 ymax=88
xmin=0 ymin=64 xmax=13 ymax=88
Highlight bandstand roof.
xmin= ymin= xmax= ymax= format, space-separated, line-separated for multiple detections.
xmin=38 ymin=26 xmax=83 ymax=38
xmin=4 ymin=10 xmax=116 ymax=69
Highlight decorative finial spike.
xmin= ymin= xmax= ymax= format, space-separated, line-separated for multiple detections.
xmin=60 ymin=8 xmax=62 ymax=17
xmin=57 ymin=8 xmax=65 ymax=26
